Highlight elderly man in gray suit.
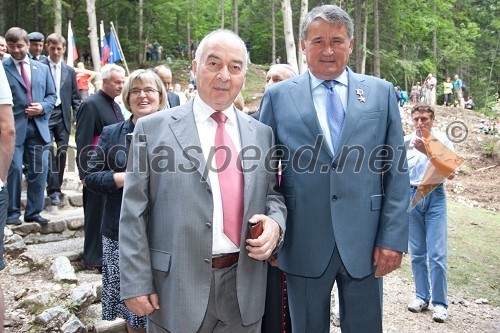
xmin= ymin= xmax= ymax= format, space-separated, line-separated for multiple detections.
xmin=119 ymin=29 xmax=287 ymax=333
xmin=259 ymin=5 xmax=409 ymax=333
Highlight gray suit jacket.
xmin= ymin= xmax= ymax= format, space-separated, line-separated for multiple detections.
xmin=119 ymin=101 xmax=287 ymax=333
xmin=260 ymin=68 xmax=409 ymax=279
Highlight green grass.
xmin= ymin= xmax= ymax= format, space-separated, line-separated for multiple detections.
xmin=399 ymin=201 xmax=500 ymax=306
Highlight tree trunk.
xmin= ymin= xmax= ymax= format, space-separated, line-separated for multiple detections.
xmin=271 ymin=0 xmax=276 ymax=64
xmin=54 ymin=0 xmax=62 ymax=35
xmin=233 ymin=0 xmax=238 ymax=34
xmin=373 ymin=0 xmax=380 ymax=77
xmin=138 ymin=0 xmax=144 ymax=63
xmin=86 ymin=0 xmax=101 ymax=71
xmin=281 ymin=0 xmax=298 ymax=73
xmin=361 ymin=3 xmax=368 ymax=74
xmin=297 ymin=0 xmax=308 ymax=73
xmin=432 ymin=0 xmax=437 ymax=73
xmin=187 ymin=11 xmax=191 ymax=60
xmin=221 ymin=0 xmax=225 ymax=29
xmin=0 ymin=0 xmax=5 ymax=33
xmin=354 ymin=0 xmax=362 ymax=73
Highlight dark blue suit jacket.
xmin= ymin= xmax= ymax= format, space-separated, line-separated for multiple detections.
xmin=40 ymin=58 xmax=81 ymax=133
xmin=84 ymin=118 xmax=134 ymax=241
xmin=3 ymin=57 xmax=56 ymax=145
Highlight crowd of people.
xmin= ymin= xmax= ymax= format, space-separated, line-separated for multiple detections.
xmin=0 ymin=4 xmax=469 ymax=333
xmin=409 ymin=73 xmax=473 ymax=109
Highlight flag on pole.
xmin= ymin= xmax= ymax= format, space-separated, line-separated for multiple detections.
xmin=66 ymin=21 xmax=78 ymax=67
xmin=108 ymin=28 xmax=122 ymax=63
xmin=100 ymin=21 xmax=110 ymax=66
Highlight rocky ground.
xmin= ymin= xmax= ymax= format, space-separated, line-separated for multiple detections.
xmin=1 ymin=104 xmax=498 ymax=332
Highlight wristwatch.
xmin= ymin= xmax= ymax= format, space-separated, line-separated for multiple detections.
xmin=272 ymin=227 xmax=285 ymax=255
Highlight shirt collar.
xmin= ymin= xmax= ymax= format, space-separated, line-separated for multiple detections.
xmin=13 ymin=56 xmax=30 ymax=67
xmin=193 ymin=95 xmax=237 ymax=126
xmin=48 ymin=58 xmax=62 ymax=68
xmin=308 ymin=68 xmax=349 ymax=90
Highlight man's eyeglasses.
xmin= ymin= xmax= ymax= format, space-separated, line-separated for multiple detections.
xmin=130 ymin=88 xmax=159 ymax=96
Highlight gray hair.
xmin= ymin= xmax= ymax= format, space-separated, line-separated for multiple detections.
xmin=122 ymin=69 xmax=167 ymax=111
xmin=101 ymin=63 xmax=126 ymax=80
xmin=300 ymin=5 xmax=354 ymax=41
xmin=195 ymin=29 xmax=248 ymax=71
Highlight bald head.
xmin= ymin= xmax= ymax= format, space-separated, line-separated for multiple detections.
xmin=154 ymin=65 xmax=173 ymax=91
xmin=266 ymin=64 xmax=297 ymax=87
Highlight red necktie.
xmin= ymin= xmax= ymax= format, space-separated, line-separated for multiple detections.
xmin=19 ymin=61 xmax=32 ymax=104
xmin=211 ymin=112 xmax=244 ymax=247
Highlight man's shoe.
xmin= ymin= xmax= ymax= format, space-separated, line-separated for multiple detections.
xmin=432 ymin=305 xmax=448 ymax=323
xmin=24 ymin=214 xmax=49 ymax=224
xmin=49 ymin=193 xmax=62 ymax=206
xmin=6 ymin=218 xmax=22 ymax=226
xmin=408 ymin=298 xmax=429 ymax=313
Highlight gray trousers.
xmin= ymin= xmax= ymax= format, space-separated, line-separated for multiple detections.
xmin=147 ymin=263 xmax=262 ymax=333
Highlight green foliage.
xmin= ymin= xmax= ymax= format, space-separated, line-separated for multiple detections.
xmin=3 ymin=0 xmax=496 ymax=109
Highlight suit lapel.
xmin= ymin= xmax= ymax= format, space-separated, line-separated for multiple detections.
xmin=60 ymin=63 xmax=69 ymax=89
xmin=169 ymin=102 xmax=210 ymax=185
xmin=4 ymin=58 xmax=26 ymax=89
xmin=335 ymin=69 xmax=369 ymax=160
xmin=235 ymin=109 xmax=256 ymax=212
xmin=290 ymin=72 xmax=333 ymax=159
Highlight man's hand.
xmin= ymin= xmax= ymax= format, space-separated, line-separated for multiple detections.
xmin=373 ymin=247 xmax=403 ymax=278
xmin=25 ymin=103 xmax=44 ymax=118
xmin=246 ymin=215 xmax=281 ymax=261
xmin=124 ymin=294 xmax=159 ymax=316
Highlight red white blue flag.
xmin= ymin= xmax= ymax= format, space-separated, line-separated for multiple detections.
xmin=66 ymin=21 xmax=78 ymax=67
xmin=100 ymin=21 xmax=110 ymax=66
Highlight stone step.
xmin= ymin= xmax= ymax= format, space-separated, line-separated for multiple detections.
xmin=9 ymin=207 xmax=84 ymax=244
xmin=94 ymin=319 xmax=127 ymax=333
xmin=20 ymin=189 xmax=83 ymax=211
xmin=28 ymin=237 xmax=84 ymax=261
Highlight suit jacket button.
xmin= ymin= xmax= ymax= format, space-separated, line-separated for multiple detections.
xmin=331 ymin=163 xmax=337 ymax=170
xmin=331 ymin=195 xmax=338 ymax=201
xmin=205 ymin=223 xmax=212 ymax=228
xmin=204 ymin=258 xmax=211 ymax=264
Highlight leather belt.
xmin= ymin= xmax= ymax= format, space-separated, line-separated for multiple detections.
xmin=212 ymin=253 xmax=239 ymax=269
xmin=410 ymin=183 xmax=443 ymax=191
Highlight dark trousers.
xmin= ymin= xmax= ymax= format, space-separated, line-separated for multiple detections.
xmin=82 ymin=186 xmax=105 ymax=266
xmin=286 ymin=246 xmax=383 ymax=333
xmin=7 ymin=121 xmax=49 ymax=220
xmin=47 ymin=108 xmax=69 ymax=195
xmin=262 ymin=265 xmax=291 ymax=333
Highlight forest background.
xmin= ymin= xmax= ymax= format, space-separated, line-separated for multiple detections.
xmin=0 ymin=0 xmax=498 ymax=111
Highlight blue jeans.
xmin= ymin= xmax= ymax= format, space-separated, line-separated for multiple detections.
xmin=409 ymin=184 xmax=448 ymax=307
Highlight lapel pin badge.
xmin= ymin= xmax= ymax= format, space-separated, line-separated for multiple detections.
xmin=33 ymin=66 xmax=38 ymax=70
xmin=356 ymin=89 xmax=365 ymax=103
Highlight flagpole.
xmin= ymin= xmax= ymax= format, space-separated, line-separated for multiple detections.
xmin=110 ymin=21 xmax=130 ymax=76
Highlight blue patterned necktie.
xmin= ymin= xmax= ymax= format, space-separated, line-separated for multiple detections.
xmin=322 ymin=80 xmax=345 ymax=154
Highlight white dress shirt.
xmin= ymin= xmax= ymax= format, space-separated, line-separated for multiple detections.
xmin=13 ymin=56 xmax=31 ymax=83
xmin=48 ymin=58 xmax=62 ymax=106
xmin=193 ymin=95 xmax=242 ymax=254
xmin=310 ymin=68 xmax=348 ymax=155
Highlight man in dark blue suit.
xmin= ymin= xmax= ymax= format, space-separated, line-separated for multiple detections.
xmin=259 ymin=5 xmax=409 ymax=332
xmin=3 ymin=27 xmax=56 ymax=225
xmin=40 ymin=33 xmax=81 ymax=206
